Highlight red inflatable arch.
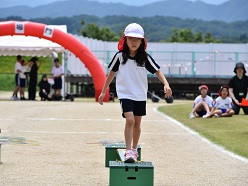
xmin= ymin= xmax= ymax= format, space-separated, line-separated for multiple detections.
xmin=0 ymin=21 xmax=109 ymax=101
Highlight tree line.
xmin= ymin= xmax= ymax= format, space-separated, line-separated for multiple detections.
xmin=1 ymin=15 xmax=247 ymax=43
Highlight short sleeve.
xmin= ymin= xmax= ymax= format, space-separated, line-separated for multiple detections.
xmin=60 ymin=66 xmax=64 ymax=74
xmin=108 ymin=52 xmax=120 ymax=72
xmin=228 ymin=77 xmax=235 ymax=88
xmin=145 ymin=54 xmax=160 ymax=74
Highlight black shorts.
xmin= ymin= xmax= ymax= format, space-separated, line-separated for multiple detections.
xmin=52 ymin=77 xmax=62 ymax=89
xmin=20 ymin=78 xmax=27 ymax=88
xmin=196 ymin=110 xmax=207 ymax=117
xmin=120 ymin=99 xmax=146 ymax=118
xmin=15 ymin=74 xmax=20 ymax=86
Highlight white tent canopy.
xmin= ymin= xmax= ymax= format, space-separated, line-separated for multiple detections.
xmin=0 ymin=25 xmax=66 ymax=57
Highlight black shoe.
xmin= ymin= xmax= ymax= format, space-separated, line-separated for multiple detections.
xmin=20 ymin=97 xmax=27 ymax=100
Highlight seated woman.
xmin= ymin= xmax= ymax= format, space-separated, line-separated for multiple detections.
xmin=38 ymin=74 xmax=51 ymax=101
xmin=209 ymin=85 xmax=235 ymax=117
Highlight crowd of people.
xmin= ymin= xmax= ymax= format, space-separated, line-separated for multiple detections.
xmin=189 ymin=62 xmax=248 ymax=118
xmin=11 ymin=55 xmax=64 ymax=101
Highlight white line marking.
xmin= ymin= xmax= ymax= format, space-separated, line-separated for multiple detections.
xmin=0 ymin=117 xmax=168 ymax=122
xmin=2 ymin=130 xmax=191 ymax=135
xmin=154 ymin=107 xmax=248 ymax=164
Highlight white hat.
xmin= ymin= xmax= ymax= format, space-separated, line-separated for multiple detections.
xmin=124 ymin=23 xmax=144 ymax=38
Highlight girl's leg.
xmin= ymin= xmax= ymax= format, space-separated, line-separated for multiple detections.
xmin=222 ymin=109 xmax=235 ymax=117
xmin=132 ymin=116 xmax=142 ymax=149
xmin=124 ymin=112 xmax=135 ymax=150
xmin=202 ymin=102 xmax=210 ymax=113
xmin=190 ymin=103 xmax=204 ymax=115
xmin=58 ymin=89 xmax=61 ymax=96
xmin=213 ymin=110 xmax=222 ymax=115
xmin=20 ymin=87 xmax=24 ymax=98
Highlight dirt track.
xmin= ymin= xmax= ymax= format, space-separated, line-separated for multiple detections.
xmin=0 ymin=99 xmax=248 ymax=185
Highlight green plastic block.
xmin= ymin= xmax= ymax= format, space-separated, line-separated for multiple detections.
xmin=105 ymin=144 xmax=141 ymax=167
xmin=109 ymin=161 xmax=154 ymax=186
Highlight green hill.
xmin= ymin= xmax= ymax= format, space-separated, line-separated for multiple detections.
xmin=1 ymin=14 xmax=248 ymax=43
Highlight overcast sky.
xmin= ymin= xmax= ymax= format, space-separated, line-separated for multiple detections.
xmin=0 ymin=0 xmax=230 ymax=8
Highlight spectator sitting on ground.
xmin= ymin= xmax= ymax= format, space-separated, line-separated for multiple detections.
xmin=209 ymin=85 xmax=235 ymax=118
xmin=189 ymin=84 xmax=213 ymax=119
xmin=38 ymin=74 xmax=51 ymax=101
xmin=228 ymin=62 xmax=248 ymax=115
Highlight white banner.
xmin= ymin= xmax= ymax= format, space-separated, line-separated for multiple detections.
xmin=43 ymin=26 xmax=54 ymax=38
xmin=15 ymin=22 xmax=24 ymax=34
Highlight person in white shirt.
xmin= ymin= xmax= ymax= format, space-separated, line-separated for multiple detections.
xmin=98 ymin=23 xmax=172 ymax=163
xmin=209 ymin=85 xmax=234 ymax=117
xmin=51 ymin=58 xmax=64 ymax=99
xmin=189 ymin=84 xmax=213 ymax=118
xmin=19 ymin=60 xmax=29 ymax=100
xmin=11 ymin=55 xmax=22 ymax=100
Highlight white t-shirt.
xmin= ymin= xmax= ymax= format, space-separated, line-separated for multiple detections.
xmin=15 ymin=62 xmax=22 ymax=74
xmin=193 ymin=95 xmax=213 ymax=108
xmin=51 ymin=66 xmax=64 ymax=77
xmin=19 ymin=66 xmax=29 ymax=79
xmin=108 ymin=52 xmax=160 ymax=101
xmin=213 ymin=96 xmax=233 ymax=110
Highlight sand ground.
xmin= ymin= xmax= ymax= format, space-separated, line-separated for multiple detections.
xmin=0 ymin=93 xmax=248 ymax=185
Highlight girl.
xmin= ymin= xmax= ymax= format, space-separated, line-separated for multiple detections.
xmin=189 ymin=85 xmax=213 ymax=119
xmin=210 ymin=85 xmax=234 ymax=117
xmin=51 ymin=58 xmax=64 ymax=100
xmin=98 ymin=23 xmax=172 ymax=163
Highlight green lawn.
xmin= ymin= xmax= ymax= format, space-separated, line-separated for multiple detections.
xmin=158 ymin=103 xmax=248 ymax=158
xmin=0 ymin=56 xmax=59 ymax=91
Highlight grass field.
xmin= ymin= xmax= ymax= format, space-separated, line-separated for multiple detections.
xmin=0 ymin=56 xmax=53 ymax=74
xmin=158 ymin=103 xmax=248 ymax=158
xmin=0 ymin=56 xmax=59 ymax=91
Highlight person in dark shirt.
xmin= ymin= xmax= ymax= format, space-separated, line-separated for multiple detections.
xmin=38 ymin=74 xmax=51 ymax=101
xmin=228 ymin=62 xmax=248 ymax=114
xmin=27 ymin=57 xmax=43 ymax=100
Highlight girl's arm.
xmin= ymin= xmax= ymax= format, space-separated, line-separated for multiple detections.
xmin=155 ymin=69 xmax=172 ymax=98
xmin=98 ymin=71 xmax=115 ymax=105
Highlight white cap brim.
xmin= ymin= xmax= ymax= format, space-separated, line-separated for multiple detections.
xmin=124 ymin=33 xmax=144 ymax=38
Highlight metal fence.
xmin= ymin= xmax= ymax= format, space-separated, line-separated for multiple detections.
xmin=67 ymin=50 xmax=248 ymax=78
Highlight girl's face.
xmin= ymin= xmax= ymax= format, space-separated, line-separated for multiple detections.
xmin=43 ymin=77 xmax=47 ymax=81
xmin=200 ymin=88 xmax=208 ymax=97
xmin=126 ymin=37 xmax=142 ymax=55
xmin=55 ymin=61 xmax=60 ymax=67
xmin=221 ymin=88 xmax=228 ymax=98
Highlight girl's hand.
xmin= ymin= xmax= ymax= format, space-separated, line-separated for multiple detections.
xmin=98 ymin=93 xmax=106 ymax=105
xmin=164 ymin=85 xmax=172 ymax=98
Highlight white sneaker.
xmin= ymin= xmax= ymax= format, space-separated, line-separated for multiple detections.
xmin=189 ymin=113 xmax=195 ymax=119
xmin=10 ymin=96 xmax=19 ymax=101
xmin=124 ymin=150 xmax=136 ymax=163
xmin=202 ymin=112 xmax=210 ymax=118
xmin=131 ymin=148 xmax=139 ymax=159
